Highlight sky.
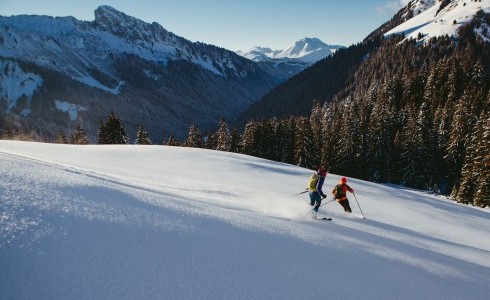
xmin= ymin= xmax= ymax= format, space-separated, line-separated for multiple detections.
xmin=0 ymin=0 xmax=410 ymax=51
xmin=1 ymin=140 xmax=490 ymax=299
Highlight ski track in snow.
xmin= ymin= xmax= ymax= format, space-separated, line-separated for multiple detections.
xmin=1 ymin=150 xmax=487 ymax=272
xmin=1 ymin=142 xmax=490 ymax=300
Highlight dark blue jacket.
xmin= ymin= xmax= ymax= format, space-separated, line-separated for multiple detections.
xmin=316 ymin=173 xmax=326 ymax=198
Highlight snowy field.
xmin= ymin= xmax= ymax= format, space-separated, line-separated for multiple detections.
xmin=1 ymin=141 xmax=489 ymax=300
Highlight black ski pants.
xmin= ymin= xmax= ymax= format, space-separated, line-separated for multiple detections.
xmin=338 ymin=199 xmax=352 ymax=213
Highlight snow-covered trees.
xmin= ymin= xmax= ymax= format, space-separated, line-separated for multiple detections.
xmin=293 ymin=117 xmax=319 ymax=169
xmin=216 ymin=117 xmax=231 ymax=152
xmin=56 ymin=130 xmax=67 ymax=144
xmin=98 ymin=111 xmax=129 ymax=145
xmin=135 ymin=124 xmax=152 ymax=145
xmin=184 ymin=124 xmax=203 ymax=148
xmin=70 ymin=124 xmax=89 ymax=145
xmin=166 ymin=135 xmax=179 ymax=146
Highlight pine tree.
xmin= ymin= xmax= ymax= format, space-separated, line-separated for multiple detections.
xmin=294 ymin=117 xmax=319 ymax=169
xmin=256 ymin=120 xmax=276 ymax=160
xmin=399 ymin=102 xmax=437 ymax=189
xmin=392 ymin=130 xmax=404 ymax=184
xmin=310 ymin=100 xmax=323 ymax=149
xmin=98 ymin=112 xmax=129 ymax=144
xmin=400 ymin=105 xmax=418 ymax=187
xmin=56 ymin=130 xmax=67 ymax=144
xmin=275 ymin=117 xmax=296 ymax=164
xmin=346 ymin=100 xmax=366 ymax=178
xmin=135 ymin=124 xmax=152 ymax=145
xmin=204 ymin=132 xmax=217 ymax=149
xmin=70 ymin=123 xmax=89 ymax=145
xmin=319 ymin=104 xmax=334 ymax=170
xmin=366 ymin=82 xmax=397 ymax=182
xmin=97 ymin=121 xmax=106 ymax=144
xmin=324 ymin=103 xmax=344 ymax=173
xmin=216 ymin=117 xmax=231 ymax=152
xmin=230 ymin=128 xmax=241 ymax=153
xmin=457 ymin=128 xmax=479 ymax=204
xmin=470 ymin=59 xmax=485 ymax=86
xmin=415 ymin=102 xmax=437 ymax=189
xmin=456 ymin=106 xmax=490 ymax=207
xmin=167 ymin=135 xmax=179 ymax=146
xmin=470 ymin=108 xmax=490 ymax=207
xmin=433 ymin=101 xmax=453 ymax=192
xmin=240 ymin=120 xmax=258 ymax=156
xmin=445 ymin=89 xmax=479 ymax=196
xmin=183 ymin=124 xmax=203 ymax=148
xmin=446 ymin=61 xmax=464 ymax=103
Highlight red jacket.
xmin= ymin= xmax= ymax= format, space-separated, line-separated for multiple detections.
xmin=332 ymin=183 xmax=353 ymax=201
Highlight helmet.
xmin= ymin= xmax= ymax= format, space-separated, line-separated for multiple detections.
xmin=341 ymin=177 xmax=347 ymax=184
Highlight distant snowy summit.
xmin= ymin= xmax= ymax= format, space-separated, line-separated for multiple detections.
xmin=237 ymin=38 xmax=344 ymax=64
xmin=237 ymin=38 xmax=344 ymax=81
xmin=385 ymin=0 xmax=490 ymax=43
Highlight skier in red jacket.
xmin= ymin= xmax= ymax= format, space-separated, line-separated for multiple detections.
xmin=332 ymin=177 xmax=354 ymax=213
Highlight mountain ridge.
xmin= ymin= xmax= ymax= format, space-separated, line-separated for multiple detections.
xmin=0 ymin=5 xmax=278 ymax=140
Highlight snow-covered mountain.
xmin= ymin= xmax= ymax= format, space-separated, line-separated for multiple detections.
xmin=0 ymin=5 xmax=259 ymax=87
xmin=238 ymin=38 xmax=342 ymax=63
xmin=385 ymin=0 xmax=490 ymax=42
xmin=237 ymin=38 xmax=344 ymax=80
xmin=1 ymin=140 xmax=489 ymax=299
xmin=0 ymin=6 xmax=277 ymax=140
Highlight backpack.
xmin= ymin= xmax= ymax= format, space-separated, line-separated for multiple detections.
xmin=308 ymin=173 xmax=319 ymax=191
xmin=334 ymin=184 xmax=344 ymax=199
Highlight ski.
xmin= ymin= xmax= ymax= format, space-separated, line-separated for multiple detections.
xmin=313 ymin=217 xmax=332 ymax=221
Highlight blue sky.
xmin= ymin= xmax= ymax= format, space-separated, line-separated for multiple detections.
xmin=0 ymin=0 xmax=409 ymax=51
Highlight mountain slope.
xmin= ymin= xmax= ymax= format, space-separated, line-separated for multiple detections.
xmin=1 ymin=140 xmax=489 ymax=299
xmin=0 ymin=6 xmax=277 ymax=140
xmin=385 ymin=0 xmax=490 ymax=42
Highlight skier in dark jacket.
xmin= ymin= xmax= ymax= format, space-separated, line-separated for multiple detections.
xmin=308 ymin=165 xmax=327 ymax=218
xmin=332 ymin=177 xmax=354 ymax=213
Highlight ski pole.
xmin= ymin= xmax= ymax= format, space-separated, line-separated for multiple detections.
xmin=292 ymin=189 xmax=309 ymax=197
xmin=319 ymin=199 xmax=335 ymax=208
xmin=353 ymin=193 xmax=366 ymax=219
xmin=304 ymin=198 xmax=335 ymax=216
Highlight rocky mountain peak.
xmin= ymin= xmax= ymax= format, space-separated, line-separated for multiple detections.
xmin=92 ymin=5 xmax=169 ymax=42
xmin=93 ymin=6 xmax=135 ymax=30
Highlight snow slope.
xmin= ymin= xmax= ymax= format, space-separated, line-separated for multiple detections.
xmin=0 ymin=60 xmax=43 ymax=114
xmin=1 ymin=141 xmax=489 ymax=300
xmin=385 ymin=0 xmax=490 ymax=42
